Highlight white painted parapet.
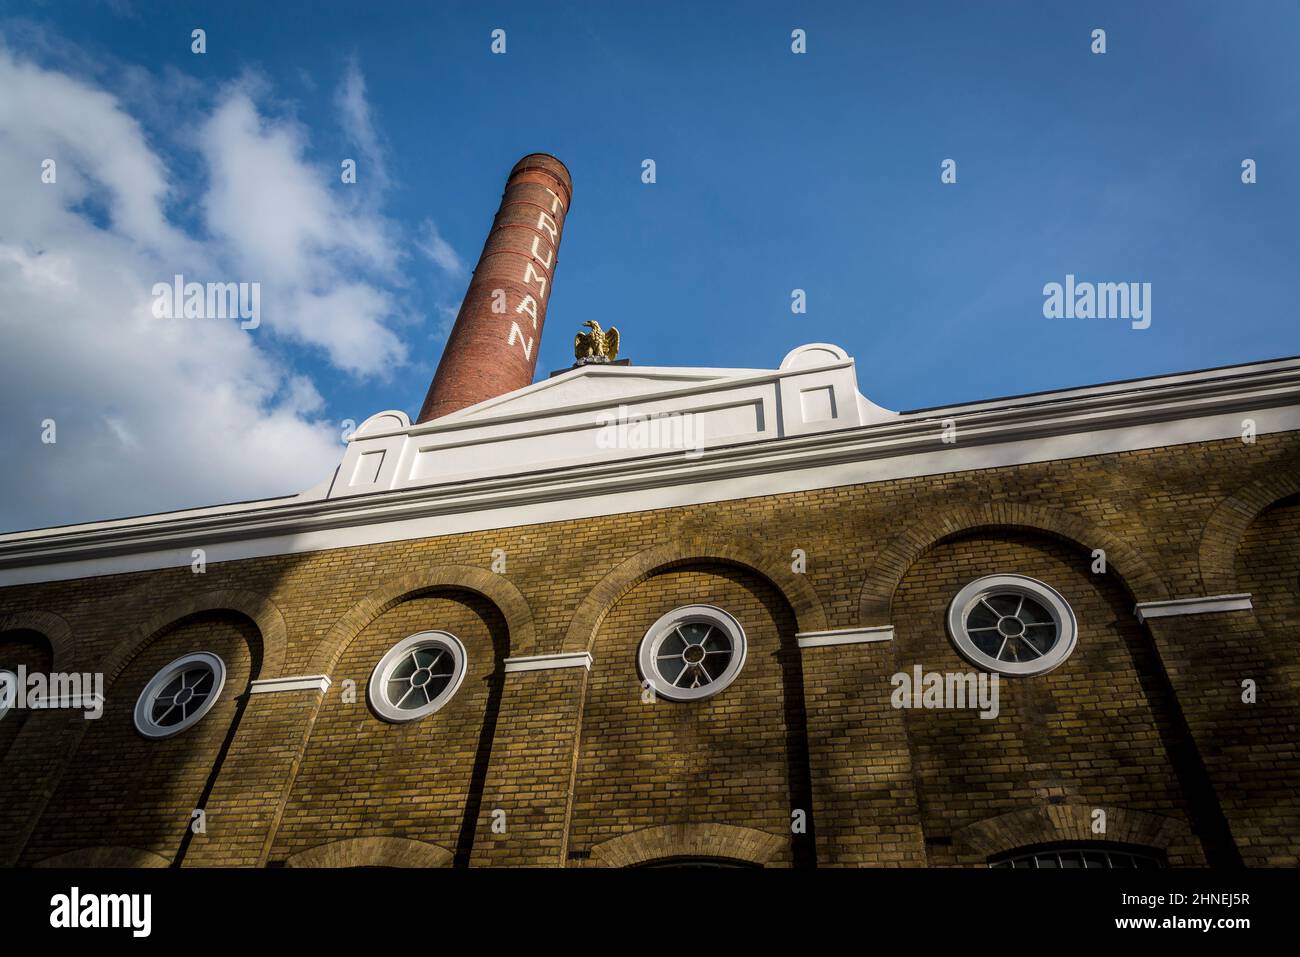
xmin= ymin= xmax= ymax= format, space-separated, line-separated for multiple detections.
xmin=331 ymin=343 xmax=889 ymax=498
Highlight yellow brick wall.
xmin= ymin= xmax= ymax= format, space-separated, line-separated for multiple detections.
xmin=891 ymin=532 xmax=1207 ymax=866
xmin=0 ymin=432 xmax=1296 ymax=866
xmin=568 ymin=562 xmax=810 ymax=866
xmin=18 ymin=612 xmax=257 ymax=866
xmin=271 ymin=591 xmax=507 ymax=865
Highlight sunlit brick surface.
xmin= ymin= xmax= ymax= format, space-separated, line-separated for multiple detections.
xmin=1 ymin=433 xmax=1298 ymax=866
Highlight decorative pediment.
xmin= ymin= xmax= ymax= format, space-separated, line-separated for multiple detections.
xmin=330 ymin=343 xmax=888 ymax=499
xmin=442 ymin=366 xmax=745 ymax=423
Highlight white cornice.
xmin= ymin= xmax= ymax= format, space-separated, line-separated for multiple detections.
xmin=503 ymin=652 xmax=593 ymax=673
xmin=2 ymin=353 xmax=1299 ymax=586
xmin=797 ymin=626 xmax=895 ymax=648
xmin=1134 ymin=594 xmax=1254 ymax=623
xmin=248 ymin=675 xmax=333 ymax=694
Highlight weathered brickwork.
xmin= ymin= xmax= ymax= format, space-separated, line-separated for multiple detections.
xmin=470 ymin=666 xmax=585 ymax=866
xmin=18 ymin=613 xmax=257 ymax=866
xmin=271 ymin=592 xmax=507 ymax=865
xmin=1161 ymin=495 xmax=1300 ymax=867
xmin=797 ymin=638 xmax=927 ymax=866
xmin=891 ymin=533 xmax=1210 ymax=867
xmin=0 ymin=631 xmax=50 ymax=763
xmin=0 ymin=431 xmax=1297 ymax=867
xmin=569 ymin=563 xmax=810 ymax=867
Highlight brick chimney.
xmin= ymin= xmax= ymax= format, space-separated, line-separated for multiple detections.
xmin=416 ymin=153 xmax=573 ymax=422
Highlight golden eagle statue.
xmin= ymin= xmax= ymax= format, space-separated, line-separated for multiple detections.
xmin=574 ymin=320 xmax=620 ymax=362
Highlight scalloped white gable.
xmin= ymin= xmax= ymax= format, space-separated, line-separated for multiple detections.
xmin=331 ymin=343 xmax=888 ymax=499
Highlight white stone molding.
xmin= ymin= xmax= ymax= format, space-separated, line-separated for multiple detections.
xmin=503 ymin=652 xmax=593 ymax=673
xmin=249 ymin=675 xmax=332 ymax=694
xmin=1133 ymin=594 xmax=1253 ymax=623
xmin=796 ymin=626 xmax=895 ymax=649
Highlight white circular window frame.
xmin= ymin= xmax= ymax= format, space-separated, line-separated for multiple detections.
xmin=368 ymin=631 xmax=468 ymax=723
xmin=638 ymin=604 xmax=748 ymax=702
xmin=946 ymin=574 xmax=1078 ymax=676
xmin=133 ymin=652 xmax=228 ymax=739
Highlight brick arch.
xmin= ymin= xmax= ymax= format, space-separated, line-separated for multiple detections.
xmin=0 ymin=611 xmax=73 ymax=670
xmin=1198 ymin=471 xmax=1300 ymax=595
xmin=858 ymin=504 xmax=1171 ymax=624
xmin=99 ymin=589 xmax=287 ymax=685
xmin=562 ymin=534 xmax=828 ymax=654
xmin=586 ymin=823 xmax=786 ymax=868
xmin=283 ymin=836 xmax=452 ymax=868
xmin=952 ymin=805 xmax=1200 ymax=866
xmin=307 ymin=565 xmax=536 ymax=675
xmin=34 ymin=846 xmax=170 ymax=868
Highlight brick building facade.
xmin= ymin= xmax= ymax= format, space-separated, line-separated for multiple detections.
xmin=2 ymin=345 xmax=1300 ymax=873
xmin=0 ymin=158 xmax=1297 ymax=870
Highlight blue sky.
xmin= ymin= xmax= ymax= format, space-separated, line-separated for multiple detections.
xmin=1 ymin=0 xmax=1297 ymax=528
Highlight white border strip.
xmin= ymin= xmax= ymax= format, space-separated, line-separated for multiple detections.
xmin=504 ymin=652 xmax=593 ymax=673
xmin=1134 ymin=594 xmax=1253 ymax=623
xmin=249 ymin=675 xmax=332 ymax=694
xmin=796 ymin=626 xmax=895 ymax=649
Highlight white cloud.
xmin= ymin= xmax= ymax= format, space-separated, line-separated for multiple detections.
xmin=198 ymin=88 xmax=409 ymax=375
xmin=0 ymin=44 xmax=417 ymax=531
xmin=416 ymin=220 xmax=465 ymax=277
xmin=0 ymin=47 xmax=193 ymax=255
xmin=335 ymin=57 xmax=386 ymax=187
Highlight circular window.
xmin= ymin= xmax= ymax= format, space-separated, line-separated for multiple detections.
xmin=368 ymin=631 xmax=468 ymax=723
xmin=638 ymin=604 xmax=747 ymax=702
xmin=947 ymin=574 xmax=1077 ymax=676
xmin=134 ymin=652 xmax=227 ymax=739
xmin=0 ymin=669 xmax=16 ymax=720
